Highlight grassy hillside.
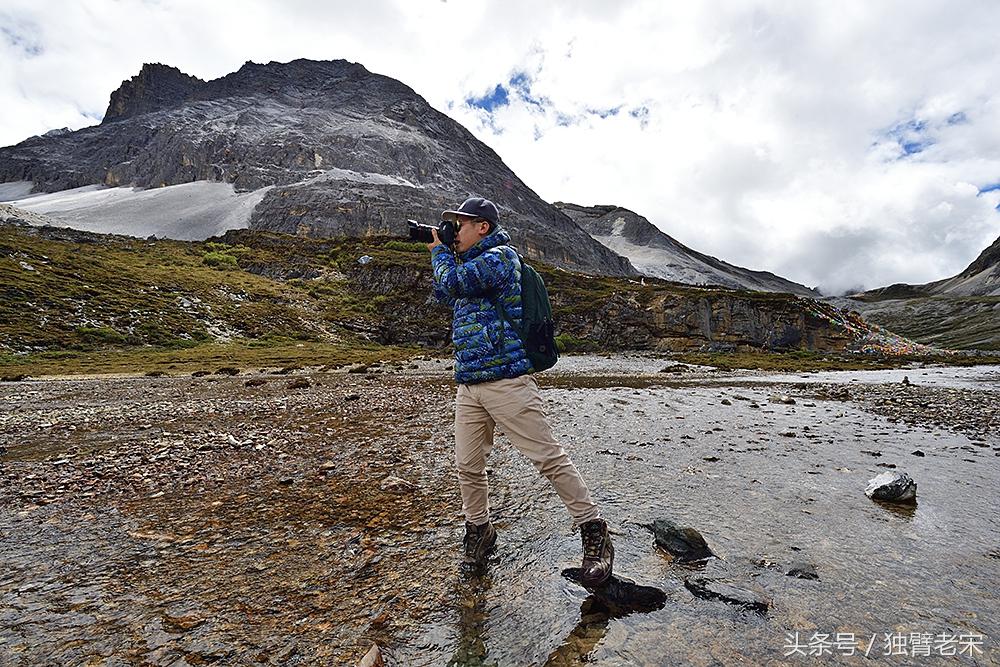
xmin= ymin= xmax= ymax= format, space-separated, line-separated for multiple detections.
xmin=3 ymin=222 xmax=976 ymax=377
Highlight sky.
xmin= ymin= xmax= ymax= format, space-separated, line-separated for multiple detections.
xmin=2 ymin=0 xmax=1000 ymax=293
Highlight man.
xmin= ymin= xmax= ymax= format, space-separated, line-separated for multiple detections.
xmin=426 ymin=196 xmax=614 ymax=587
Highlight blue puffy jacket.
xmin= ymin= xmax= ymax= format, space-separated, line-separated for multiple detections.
xmin=431 ymin=227 xmax=534 ymax=384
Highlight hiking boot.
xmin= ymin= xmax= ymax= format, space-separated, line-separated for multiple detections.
xmin=580 ymin=518 xmax=614 ymax=587
xmin=462 ymin=520 xmax=497 ymax=565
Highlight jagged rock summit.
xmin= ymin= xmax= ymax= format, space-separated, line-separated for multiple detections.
xmin=0 ymin=59 xmax=634 ymax=277
xmin=557 ymin=202 xmax=818 ymax=296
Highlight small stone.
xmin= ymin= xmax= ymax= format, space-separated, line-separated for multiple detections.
xmin=865 ymin=471 xmax=917 ymax=505
xmin=380 ymin=475 xmax=418 ymax=494
xmin=720 ymin=399 xmax=732 ymax=406
xmin=245 ymin=378 xmax=267 ymax=387
xmin=911 ymin=450 xmax=925 ymax=457
xmin=215 ymin=367 xmax=240 ymax=376
xmin=287 ymin=377 xmax=311 ymax=390
xmin=357 ymin=644 xmax=384 ymax=667
xmin=769 ymin=395 xmax=796 ymax=405
xmin=345 ymin=393 xmax=361 ymax=401
xmin=785 ymin=562 xmax=819 ymax=580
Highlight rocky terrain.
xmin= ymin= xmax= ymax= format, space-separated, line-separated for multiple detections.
xmin=835 ymin=234 xmax=1000 ymax=350
xmin=1 ymin=357 xmax=996 ymax=665
xmin=1 ymin=221 xmax=920 ymax=368
xmin=557 ymin=202 xmax=818 ymax=297
xmin=0 ymin=59 xmax=633 ymax=277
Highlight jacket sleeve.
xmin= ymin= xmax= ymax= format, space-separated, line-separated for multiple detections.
xmin=431 ymin=245 xmax=514 ymax=298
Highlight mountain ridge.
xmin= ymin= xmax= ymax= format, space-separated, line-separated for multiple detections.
xmin=0 ymin=59 xmax=635 ymax=277
xmin=557 ymin=202 xmax=819 ymax=297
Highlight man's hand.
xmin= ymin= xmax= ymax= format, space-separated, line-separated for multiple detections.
xmin=427 ymin=228 xmax=442 ymax=251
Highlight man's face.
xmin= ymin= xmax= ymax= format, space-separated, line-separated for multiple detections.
xmin=452 ymin=216 xmax=490 ymax=253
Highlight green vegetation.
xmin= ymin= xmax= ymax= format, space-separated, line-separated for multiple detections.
xmin=202 ymin=251 xmax=239 ymax=269
xmin=554 ymin=333 xmax=593 ymax=353
xmin=3 ymin=224 xmax=994 ymax=378
xmin=0 ymin=339 xmax=421 ymax=378
xmin=383 ymin=240 xmax=426 ymax=253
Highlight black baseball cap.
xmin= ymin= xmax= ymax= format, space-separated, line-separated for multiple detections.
xmin=442 ymin=197 xmax=500 ymax=227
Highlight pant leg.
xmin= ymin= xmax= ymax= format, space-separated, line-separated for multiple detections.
xmin=454 ymin=382 xmax=496 ymax=525
xmin=474 ymin=375 xmax=600 ymax=528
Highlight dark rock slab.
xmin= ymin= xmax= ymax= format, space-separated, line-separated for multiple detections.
xmin=683 ymin=576 xmax=769 ymax=613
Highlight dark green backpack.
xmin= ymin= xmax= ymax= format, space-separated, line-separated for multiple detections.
xmin=492 ymin=253 xmax=558 ymax=372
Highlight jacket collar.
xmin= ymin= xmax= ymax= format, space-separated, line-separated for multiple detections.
xmin=459 ymin=227 xmax=511 ymax=261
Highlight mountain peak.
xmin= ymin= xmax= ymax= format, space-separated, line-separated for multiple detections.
xmin=103 ymin=63 xmax=202 ymax=123
xmin=959 ymin=234 xmax=1000 ymax=277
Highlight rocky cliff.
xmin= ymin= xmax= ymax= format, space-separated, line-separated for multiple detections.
xmin=557 ymin=202 xmax=818 ymax=296
xmin=2 ymin=222 xmax=889 ymax=357
xmin=0 ymin=59 xmax=634 ymax=277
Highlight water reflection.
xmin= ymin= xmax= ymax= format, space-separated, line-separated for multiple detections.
xmin=545 ymin=571 xmax=667 ymax=665
xmin=447 ymin=571 xmax=498 ymax=667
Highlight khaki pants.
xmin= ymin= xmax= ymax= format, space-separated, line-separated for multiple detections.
xmin=454 ymin=374 xmax=600 ymax=529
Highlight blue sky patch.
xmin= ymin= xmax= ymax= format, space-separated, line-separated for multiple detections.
xmin=883 ymin=117 xmax=933 ymax=157
xmin=629 ymin=106 xmax=650 ymax=128
xmin=587 ymin=106 xmax=622 ymax=119
xmin=1 ymin=25 xmax=44 ymax=57
xmin=466 ymin=84 xmax=510 ymax=112
xmin=947 ymin=111 xmax=968 ymax=125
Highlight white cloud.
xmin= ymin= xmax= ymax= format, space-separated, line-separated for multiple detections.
xmin=2 ymin=0 xmax=999 ymax=292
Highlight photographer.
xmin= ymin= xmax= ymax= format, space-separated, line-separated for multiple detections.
xmin=424 ymin=196 xmax=614 ymax=587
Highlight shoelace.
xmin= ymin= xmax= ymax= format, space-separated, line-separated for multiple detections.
xmin=582 ymin=524 xmax=604 ymax=559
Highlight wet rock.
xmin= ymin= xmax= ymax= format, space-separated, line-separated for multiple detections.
xmin=720 ymin=399 xmax=732 ymax=406
xmin=785 ymin=562 xmax=819 ymax=580
xmin=642 ymin=518 xmax=715 ymax=562
xmin=561 ymin=568 xmax=667 ymax=613
xmin=865 ymin=471 xmax=917 ymax=504
xmin=244 ymin=377 xmax=267 ymax=387
xmin=215 ymin=367 xmax=240 ymax=376
xmin=911 ymin=450 xmax=926 ymax=457
xmin=191 ymin=370 xmax=211 ymax=377
xmin=683 ymin=576 xmax=769 ymax=613
xmin=380 ymin=475 xmax=418 ymax=494
xmin=287 ymin=377 xmax=311 ymax=390
xmin=1 ymin=373 xmax=28 ymax=382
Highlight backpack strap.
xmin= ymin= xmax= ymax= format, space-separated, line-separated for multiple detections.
xmin=487 ymin=249 xmax=523 ymax=349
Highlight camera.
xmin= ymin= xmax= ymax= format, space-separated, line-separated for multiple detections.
xmin=408 ymin=219 xmax=457 ymax=246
